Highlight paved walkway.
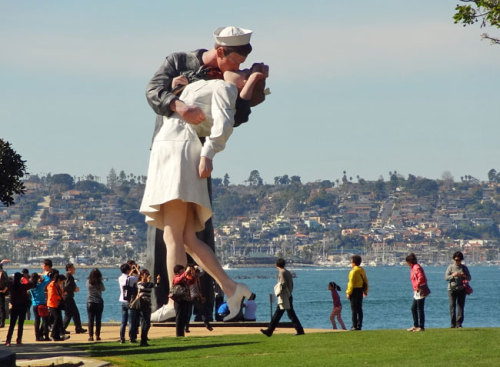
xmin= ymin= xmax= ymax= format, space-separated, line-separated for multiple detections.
xmin=1 ymin=322 xmax=332 ymax=365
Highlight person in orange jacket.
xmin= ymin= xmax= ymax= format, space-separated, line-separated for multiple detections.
xmin=47 ymin=273 xmax=69 ymax=341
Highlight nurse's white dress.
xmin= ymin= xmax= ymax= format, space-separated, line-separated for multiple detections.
xmin=140 ymin=79 xmax=237 ymax=232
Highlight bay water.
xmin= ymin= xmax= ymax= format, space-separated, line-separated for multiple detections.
xmin=12 ymin=265 xmax=500 ymax=330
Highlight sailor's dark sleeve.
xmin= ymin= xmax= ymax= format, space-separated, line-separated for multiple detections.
xmin=233 ymin=97 xmax=251 ymax=127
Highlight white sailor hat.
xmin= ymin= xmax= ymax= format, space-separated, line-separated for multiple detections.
xmin=214 ymin=26 xmax=252 ymax=46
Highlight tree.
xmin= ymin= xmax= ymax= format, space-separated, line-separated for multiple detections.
xmin=49 ymin=173 xmax=74 ymax=192
xmin=488 ymin=168 xmax=499 ymax=182
xmin=247 ymin=170 xmax=263 ymax=186
xmin=0 ymin=139 xmax=27 ymax=206
xmin=454 ymin=1 xmax=500 ymax=45
xmin=107 ymin=168 xmax=118 ymax=189
xmin=276 ymin=175 xmax=290 ymax=185
xmin=223 ymin=173 xmax=230 ymax=187
xmin=119 ymin=170 xmax=127 ymax=184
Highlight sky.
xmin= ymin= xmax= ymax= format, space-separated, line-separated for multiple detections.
xmin=1 ymin=0 xmax=499 ymax=185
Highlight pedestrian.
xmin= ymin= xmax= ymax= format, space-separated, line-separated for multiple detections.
xmin=186 ymin=265 xmax=213 ymax=332
xmin=47 ymin=273 xmax=69 ymax=341
xmin=134 ymin=269 xmax=159 ymax=346
xmin=260 ymin=258 xmax=304 ymax=337
xmin=63 ymin=263 xmax=87 ymax=334
xmin=118 ymin=263 xmax=139 ymax=344
xmin=126 ymin=260 xmax=140 ymax=343
xmin=4 ymin=272 xmax=32 ymax=346
xmin=346 ymin=255 xmax=368 ymax=331
xmin=243 ymin=293 xmax=257 ymax=321
xmin=29 ymin=272 xmax=51 ymax=341
xmin=0 ymin=262 xmax=9 ymax=328
xmin=406 ymin=253 xmax=429 ymax=332
xmin=328 ymin=281 xmax=346 ymax=330
xmin=87 ymin=268 xmax=105 ymax=341
xmin=171 ymin=264 xmax=191 ymax=337
xmin=21 ymin=268 xmax=32 ymax=320
xmin=445 ymin=251 xmax=471 ymax=328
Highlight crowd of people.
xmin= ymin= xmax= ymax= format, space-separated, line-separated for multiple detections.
xmin=0 ymin=250 xmax=474 ymax=347
xmin=0 ymin=259 xmax=106 ymax=346
xmin=324 ymin=251 xmax=472 ymax=333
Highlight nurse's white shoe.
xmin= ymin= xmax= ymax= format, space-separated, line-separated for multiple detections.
xmin=223 ymin=283 xmax=253 ymax=322
xmin=150 ymin=302 xmax=176 ymax=322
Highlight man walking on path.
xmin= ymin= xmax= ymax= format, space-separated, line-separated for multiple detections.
xmin=260 ymin=258 xmax=304 ymax=337
xmin=63 ymin=263 xmax=87 ymax=334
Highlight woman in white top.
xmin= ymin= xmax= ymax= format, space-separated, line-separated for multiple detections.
xmin=140 ymin=69 xmax=266 ymax=321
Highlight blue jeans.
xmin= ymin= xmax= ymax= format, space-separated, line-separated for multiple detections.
xmin=411 ymin=297 xmax=425 ymax=329
xmin=120 ymin=303 xmax=129 ymax=340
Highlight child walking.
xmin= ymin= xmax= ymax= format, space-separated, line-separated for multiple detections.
xmin=328 ymin=281 xmax=346 ymax=330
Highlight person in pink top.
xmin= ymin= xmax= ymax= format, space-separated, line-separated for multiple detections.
xmin=406 ymin=253 xmax=429 ymax=332
xmin=328 ymin=281 xmax=346 ymax=330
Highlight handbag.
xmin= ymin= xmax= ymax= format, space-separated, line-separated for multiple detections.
xmin=169 ymin=283 xmax=190 ymax=302
xmin=37 ymin=304 xmax=49 ymax=317
xmin=463 ymin=279 xmax=473 ymax=295
xmin=418 ymin=284 xmax=431 ymax=297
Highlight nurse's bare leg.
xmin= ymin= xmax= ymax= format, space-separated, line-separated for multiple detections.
xmin=183 ymin=204 xmax=236 ymax=295
xmin=161 ymin=200 xmax=189 ymax=287
xmin=183 ymin=204 xmax=251 ymax=321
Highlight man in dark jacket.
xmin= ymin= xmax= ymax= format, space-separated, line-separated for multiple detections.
xmin=63 ymin=263 xmax=86 ymax=334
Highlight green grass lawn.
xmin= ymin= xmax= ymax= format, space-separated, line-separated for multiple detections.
xmin=82 ymin=328 xmax=500 ymax=367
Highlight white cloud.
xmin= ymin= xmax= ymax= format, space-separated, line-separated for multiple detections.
xmin=3 ymin=17 xmax=498 ymax=82
xmin=253 ymin=20 xmax=500 ymax=80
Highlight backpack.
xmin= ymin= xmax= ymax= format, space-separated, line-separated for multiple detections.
xmin=122 ymin=276 xmax=137 ymax=302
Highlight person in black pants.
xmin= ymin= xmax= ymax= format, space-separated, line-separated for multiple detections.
xmin=346 ymin=255 xmax=369 ymax=331
xmin=5 ymin=272 xmax=32 ymax=346
xmin=63 ymin=263 xmax=87 ymax=334
xmin=172 ymin=265 xmax=191 ymax=337
xmin=86 ymin=268 xmax=105 ymax=341
xmin=29 ymin=272 xmax=51 ymax=341
xmin=261 ymin=258 xmax=304 ymax=337
xmin=0 ymin=263 xmax=9 ymax=328
xmin=47 ymin=273 xmax=69 ymax=341
xmin=445 ymin=251 xmax=471 ymax=328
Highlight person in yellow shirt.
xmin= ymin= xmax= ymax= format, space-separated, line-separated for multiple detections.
xmin=346 ymin=255 xmax=368 ymax=331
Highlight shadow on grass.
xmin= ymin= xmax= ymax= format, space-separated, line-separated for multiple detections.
xmin=85 ymin=341 xmax=258 ymax=357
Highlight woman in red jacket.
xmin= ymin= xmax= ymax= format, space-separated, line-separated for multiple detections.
xmin=406 ymin=253 xmax=429 ymax=332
